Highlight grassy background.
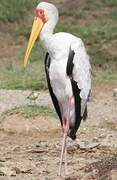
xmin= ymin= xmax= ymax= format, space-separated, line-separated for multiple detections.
xmin=2 ymin=105 xmax=57 ymax=118
xmin=0 ymin=0 xmax=37 ymax=22
xmin=0 ymin=0 xmax=116 ymax=90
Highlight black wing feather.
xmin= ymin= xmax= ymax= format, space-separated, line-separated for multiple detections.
xmin=66 ymin=48 xmax=75 ymax=77
xmin=69 ymin=79 xmax=82 ymax=140
xmin=66 ymin=48 xmax=87 ymax=140
xmin=44 ymin=52 xmax=62 ymax=125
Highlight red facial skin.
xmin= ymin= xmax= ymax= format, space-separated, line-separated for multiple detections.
xmin=35 ymin=9 xmax=46 ymax=23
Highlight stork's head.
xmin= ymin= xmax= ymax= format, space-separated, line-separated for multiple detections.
xmin=24 ymin=2 xmax=58 ymax=67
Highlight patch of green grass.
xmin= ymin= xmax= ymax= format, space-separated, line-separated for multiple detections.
xmin=0 ymin=0 xmax=37 ymax=22
xmin=78 ymin=22 xmax=116 ymax=42
xmin=0 ymin=40 xmax=47 ymax=90
xmin=60 ymin=11 xmax=73 ymax=17
xmin=0 ymin=59 xmax=47 ymax=90
xmin=93 ymin=68 xmax=117 ymax=82
xmin=16 ymin=24 xmax=32 ymax=38
xmin=20 ymin=41 xmax=45 ymax=63
xmin=1 ymin=105 xmax=57 ymax=118
xmin=108 ymin=8 xmax=117 ymax=20
xmin=105 ymin=0 xmax=117 ymax=7
xmin=82 ymin=125 xmax=105 ymax=129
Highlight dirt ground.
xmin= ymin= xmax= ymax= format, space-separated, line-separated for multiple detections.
xmin=0 ymin=82 xmax=117 ymax=180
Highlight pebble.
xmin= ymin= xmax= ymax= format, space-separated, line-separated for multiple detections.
xmin=111 ymin=169 xmax=117 ymax=180
xmin=99 ymin=133 xmax=106 ymax=139
xmin=0 ymin=157 xmax=6 ymax=162
xmin=0 ymin=167 xmax=16 ymax=176
xmin=76 ymin=140 xmax=100 ymax=150
xmin=92 ymin=137 xmax=99 ymax=143
xmin=113 ymin=88 xmax=117 ymax=97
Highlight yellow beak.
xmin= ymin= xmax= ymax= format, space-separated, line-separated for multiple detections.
xmin=24 ymin=17 xmax=44 ymax=67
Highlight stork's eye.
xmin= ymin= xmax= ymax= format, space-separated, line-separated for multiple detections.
xmin=36 ymin=9 xmax=44 ymax=16
xmin=39 ymin=11 xmax=43 ymax=14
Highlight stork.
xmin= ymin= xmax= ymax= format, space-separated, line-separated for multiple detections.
xmin=24 ymin=2 xmax=91 ymax=176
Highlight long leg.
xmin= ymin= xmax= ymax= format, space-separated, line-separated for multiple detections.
xmin=64 ymin=144 xmax=68 ymax=175
xmin=58 ymin=97 xmax=72 ymax=176
xmin=58 ymin=133 xmax=67 ymax=176
xmin=64 ymin=97 xmax=71 ymax=175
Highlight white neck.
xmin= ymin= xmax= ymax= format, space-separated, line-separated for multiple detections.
xmin=39 ymin=18 xmax=58 ymax=52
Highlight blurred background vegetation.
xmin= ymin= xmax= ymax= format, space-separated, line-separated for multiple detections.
xmin=0 ymin=0 xmax=36 ymax=22
xmin=0 ymin=0 xmax=116 ymax=90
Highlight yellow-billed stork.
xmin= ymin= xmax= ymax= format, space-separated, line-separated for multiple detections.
xmin=24 ymin=2 xmax=91 ymax=176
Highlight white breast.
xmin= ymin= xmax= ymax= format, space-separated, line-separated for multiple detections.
xmin=49 ymin=59 xmax=73 ymax=102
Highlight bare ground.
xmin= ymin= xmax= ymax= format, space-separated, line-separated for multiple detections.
xmin=0 ymin=82 xmax=117 ymax=180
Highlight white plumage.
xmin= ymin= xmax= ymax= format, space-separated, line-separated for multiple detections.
xmin=40 ymin=31 xmax=91 ymax=116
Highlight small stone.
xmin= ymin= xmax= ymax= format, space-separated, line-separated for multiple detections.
xmin=92 ymin=137 xmax=99 ymax=143
xmin=0 ymin=167 xmax=16 ymax=176
xmin=15 ymin=164 xmax=32 ymax=174
xmin=86 ymin=142 xmax=100 ymax=149
xmin=113 ymin=88 xmax=117 ymax=97
xmin=111 ymin=169 xmax=117 ymax=180
xmin=0 ymin=157 xmax=6 ymax=162
xmin=99 ymin=133 xmax=106 ymax=138
xmin=77 ymin=140 xmax=100 ymax=150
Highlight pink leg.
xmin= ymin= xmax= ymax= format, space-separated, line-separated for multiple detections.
xmin=64 ymin=97 xmax=71 ymax=175
xmin=63 ymin=97 xmax=72 ymax=133
xmin=58 ymin=97 xmax=72 ymax=176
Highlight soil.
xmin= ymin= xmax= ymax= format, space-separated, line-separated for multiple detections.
xmin=0 ymin=82 xmax=117 ymax=180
